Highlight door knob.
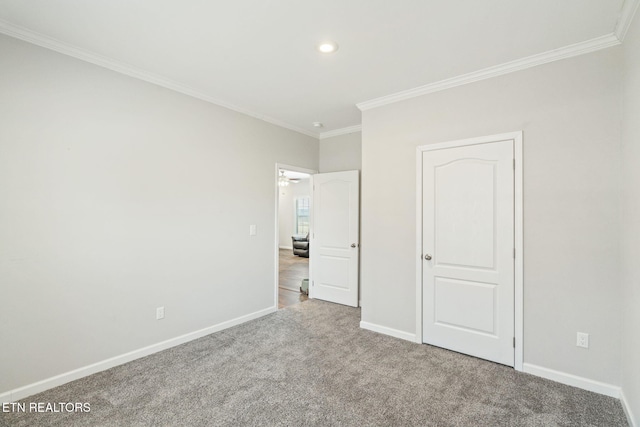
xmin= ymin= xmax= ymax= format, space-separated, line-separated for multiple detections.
xmin=351 ymin=243 xmax=357 ymax=248
xmin=424 ymin=254 xmax=432 ymax=260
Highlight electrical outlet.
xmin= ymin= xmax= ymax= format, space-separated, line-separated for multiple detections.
xmin=156 ymin=306 xmax=165 ymax=320
xmin=576 ymin=332 xmax=589 ymax=348
xmin=249 ymin=225 xmax=257 ymax=236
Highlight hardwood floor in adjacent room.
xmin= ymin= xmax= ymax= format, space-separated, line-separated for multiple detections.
xmin=278 ymin=248 xmax=308 ymax=309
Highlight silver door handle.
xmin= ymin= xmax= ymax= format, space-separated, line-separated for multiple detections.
xmin=424 ymin=254 xmax=432 ymax=260
xmin=351 ymin=243 xmax=357 ymax=248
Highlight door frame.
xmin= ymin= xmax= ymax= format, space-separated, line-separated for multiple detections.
xmin=415 ymin=131 xmax=524 ymax=371
xmin=274 ymin=163 xmax=317 ymax=310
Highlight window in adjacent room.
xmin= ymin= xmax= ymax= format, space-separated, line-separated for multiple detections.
xmin=295 ymin=197 xmax=310 ymax=235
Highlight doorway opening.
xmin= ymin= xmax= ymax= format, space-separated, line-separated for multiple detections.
xmin=275 ymin=164 xmax=315 ymax=309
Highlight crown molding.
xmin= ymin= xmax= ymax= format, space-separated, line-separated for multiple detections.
xmin=0 ymin=18 xmax=319 ymax=139
xmin=616 ymin=0 xmax=640 ymax=41
xmin=319 ymin=125 xmax=362 ymax=140
xmin=357 ymin=33 xmax=621 ymax=111
xmin=2 ymin=6 xmax=634 ymax=134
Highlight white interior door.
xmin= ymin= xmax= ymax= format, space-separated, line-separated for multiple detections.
xmin=422 ymin=140 xmax=514 ymax=366
xmin=311 ymin=170 xmax=359 ymax=307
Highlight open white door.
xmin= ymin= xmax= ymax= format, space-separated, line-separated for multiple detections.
xmin=310 ymin=170 xmax=359 ymax=307
xmin=422 ymin=139 xmax=515 ymax=366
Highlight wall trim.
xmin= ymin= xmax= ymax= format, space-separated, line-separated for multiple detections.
xmin=279 ymin=284 xmax=300 ymax=292
xmin=2 ymin=7 xmax=634 ymax=137
xmin=357 ymin=33 xmax=620 ymax=111
xmin=279 ymin=245 xmax=293 ymax=250
xmin=0 ymin=306 xmax=277 ymax=403
xmin=616 ymin=0 xmax=640 ymax=41
xmin=360 ymin=321 xmax=416 ymax=342
xmin=0 ymin=19 xmax=318 ymax=139
xmin=620 ymin=388 xmax=637 ymax=427
xmin=522 ymin=363 xmax=621 ymax=398
xmin=319 ymin=125 xmax=362 ymax=140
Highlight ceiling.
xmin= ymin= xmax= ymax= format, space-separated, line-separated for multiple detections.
xmin=0 ymin=0 xmax=630 ymax=138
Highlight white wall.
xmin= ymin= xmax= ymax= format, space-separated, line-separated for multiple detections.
xmin=621 ymin=11 xmax=640 ymax=425
xmin=278 ymin=185 xmax=295 ymax=248
xmin=319 ymin=132 xmax=362 ymax=172
xmin=0 ymin=35 xmax=318 ymax=395
xmin=361 ymin=47 xmax=623 ymax=386
xmin=278 ymin=178 xmax=310 ymax=248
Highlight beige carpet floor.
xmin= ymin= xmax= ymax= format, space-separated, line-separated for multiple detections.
xmin=0 ymin=300 xmax=627 ymax=426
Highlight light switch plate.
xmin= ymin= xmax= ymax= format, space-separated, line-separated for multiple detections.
xmin=249 ymin=225 xmax=257 ymax=236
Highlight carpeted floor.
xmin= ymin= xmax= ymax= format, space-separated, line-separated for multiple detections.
xmin=0 ymin=300 xmax=627 ymax=426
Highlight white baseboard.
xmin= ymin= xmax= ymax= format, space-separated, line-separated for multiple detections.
xmin=359 ymin=321 xmax=416 ymax=342
xmin=279 ymin=284 xmax=300 ymax=292
xmin=522 ymin=363 xmax=621 ymax=398
xmin=278 ymin=245 xmax=293 ymax=250
xmin=620 ymin=388 xmax=637 ymax=427
xmin=0 ymin=306 xmax=277 ymax=403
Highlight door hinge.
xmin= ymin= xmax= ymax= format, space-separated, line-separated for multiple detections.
xmin=513 ymin=159 xmax=516 ymax=170
xmin=513 ymin=248 xmax=516 ymax=259
xmin=513 ymin=337 xmax=516 ymax=348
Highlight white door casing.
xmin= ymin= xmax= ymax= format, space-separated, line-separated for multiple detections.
xmin=418 ymin=132 xmax=523 ymax=368
xmin=310 ymin=170 xmax=359 ymax=307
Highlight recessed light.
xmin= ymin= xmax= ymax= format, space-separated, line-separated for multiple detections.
xmin=317 ymin=41 xmax=338 ymax=54
xmin=313 ymin=122 xmax=324 ymax=128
